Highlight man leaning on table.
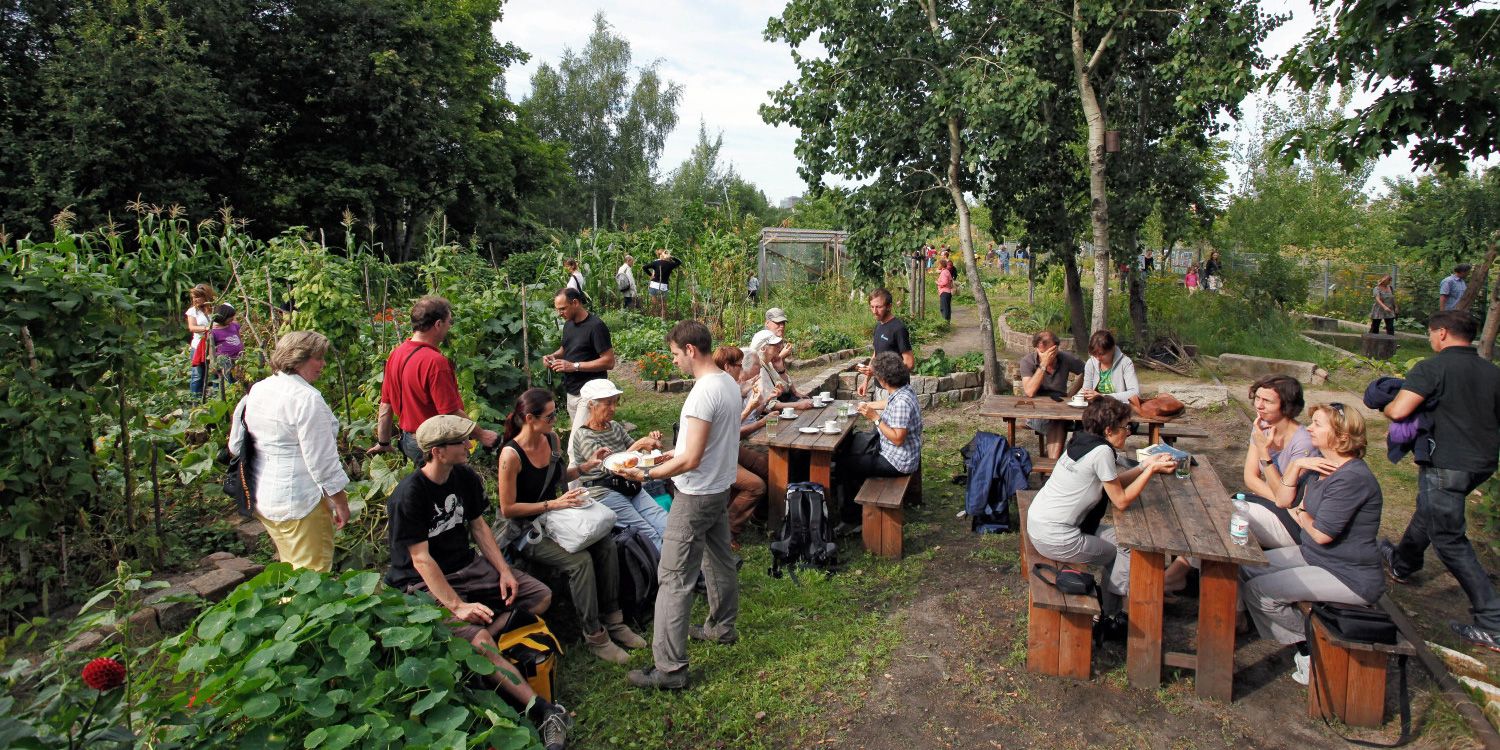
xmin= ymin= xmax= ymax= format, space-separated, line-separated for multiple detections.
xmin=1018 ymin=330 xmax=1086 ymax=458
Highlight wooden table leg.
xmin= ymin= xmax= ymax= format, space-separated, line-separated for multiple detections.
xmin=809 ymin=451 xmax=832 ymax=492
xmin=1196 ymin=560 xmax=1239 ymax=702
xmin=1006 ymin=417 xmax=1017 ymax=446
xmin=766 ymin=447 xmax=790 ymax=533
xmin=1127 ymin=549 xmax=1165 ymax=689
xmin=1148 ymin=423 xmax=1162 ymax=445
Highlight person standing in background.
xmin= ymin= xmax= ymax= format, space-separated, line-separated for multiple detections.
xmin=645 ymin=248 xmax=683 ymax=319
xmin=185 ymin=283 xmax=215 ymax=401
xmin=1204 ymin=251 xmax=1224 ymax=293
xmin=1439 ymin=263 xmax=1471 ymax=311
xmin=616 ymin=255 xmax=638 ymax=310
xmin=1370 ymin=275 xmax=1397 ymax=334
xmin=936 ymin=257 xmax=955 ymax=323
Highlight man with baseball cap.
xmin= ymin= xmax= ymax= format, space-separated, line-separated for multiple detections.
xmin=384 ymin=415 xmax=571 ymax=749
xmin=758 ymin=308 xmax=793 ymax=378
xmin=749 ymin=328 xmax=811 ymax=409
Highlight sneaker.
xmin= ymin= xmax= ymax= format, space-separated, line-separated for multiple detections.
xmin=1291 ymin=652 xmax=1310 ymax=685
xmin=1378 ymin=538 xmax=1410 ymax=584
xmin=626 ymin=665 xmax=690 ymax=690
xmin=1450 ymin=621 xmax=1500 ymax=653
xmin=537 ymin=704 xmax=572 ymax=750
xmin=688 ymin=624 xmax=739 ymax=645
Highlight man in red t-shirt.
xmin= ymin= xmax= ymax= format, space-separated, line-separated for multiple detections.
xmin=367 ymin=296 xmax=499 ymax=464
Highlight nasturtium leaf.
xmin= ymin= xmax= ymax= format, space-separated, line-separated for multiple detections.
xmin=220 ymin=629 xmax=246 ymax=655
xmin=462 ymin=651 xmax=496 ymax=675
xmin=244 ymin=640 xmax=296 ymax=673
xmin=275 ymin=614 xmax=305 ymax=641
xmin=304 ymin=727 xmax=328 ymax=749
xmin=425 ymin=705 xmax=469 ymax=733
xmin=197 ymin=610 xmax=233 ymax=640
xmin=177 ymin=644 xmax=221 ymax=673
xmin=343 ymin=571 xmax=380 ymax=596
xmin=376 ymin=626 xmax=426 ymax=650
xmin=305 ymin=694 xmax=336 ymax=719
xmin=395 ymin=657 xmax=429 ymax=687
xmin=292 ymin=572 xmax=322 ymax=593
xmin=410 ymin=688 xmax=447 ymax=716
xmin=240 ymin=693 xmax=281 ymax=719
xmin=406 ymin=606 xmax=443 ymax=623
xmin=320 ymin=724 xmax=367 ymax=750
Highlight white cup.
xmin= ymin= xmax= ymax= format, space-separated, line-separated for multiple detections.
xmin=820 ymin=391 xmax=832 ymax=400
xmin=824 ymin=420 xmax=838 ymax=430
xmin=781 ymin=408 xmax=796 ymax=418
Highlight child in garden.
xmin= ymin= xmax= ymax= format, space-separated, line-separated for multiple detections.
xmin=1184 ymin=265 xmax=1200 ymax=295
xmin=211 ymin=303 xmax=244 ymax=386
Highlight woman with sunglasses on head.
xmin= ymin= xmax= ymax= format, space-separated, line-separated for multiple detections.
xmin=1241 ymin=403 xmax=1386 ymax=685
xmin=497 ymin=387 xmax=647 ymax=665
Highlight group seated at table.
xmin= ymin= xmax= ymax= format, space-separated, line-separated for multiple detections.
xmin=1239 ymin=403 xmax=1386 ymax=685
xmin=1028 ymin=398 xmax=1177 ymax=619
xmin=749 ymin=329 xmax=813 ymax=410
xmin=834 ymin=351 xmax=923 ymax=536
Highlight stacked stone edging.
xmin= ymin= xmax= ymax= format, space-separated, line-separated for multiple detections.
xmin=833 ymin=368 xmax=987 ymax=408
xmin=996 ymin=312 xmax=1074 ymax=353
xmin=650 ymin=350 xmax=864 ymax=393
xmin=66 ymin=552 xmax=263 ymax=653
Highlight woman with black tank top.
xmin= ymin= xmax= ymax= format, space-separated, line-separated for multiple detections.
xmin=497 ymin=388 xmax=646 ymax=665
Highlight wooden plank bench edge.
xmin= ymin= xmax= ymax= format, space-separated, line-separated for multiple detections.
xmin=855 ymin=474 xmax=911 ymax=559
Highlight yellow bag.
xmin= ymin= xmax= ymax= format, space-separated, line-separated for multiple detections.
xmin=497 ymin=612 xmax=562 ymax=702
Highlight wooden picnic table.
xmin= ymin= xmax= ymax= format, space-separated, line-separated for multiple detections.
xmin=978 ymin=394 xmax=1178 ymax=446
xmin=1111 ymin=457 xmax=1267 ymax=702
xmin=747 ymin=401 xmax=858 ymax=532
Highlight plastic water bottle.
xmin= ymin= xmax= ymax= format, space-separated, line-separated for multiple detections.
xmin=1229 ymin=493 xmax=1250 ymax=547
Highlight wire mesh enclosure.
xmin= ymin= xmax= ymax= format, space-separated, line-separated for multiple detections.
xmin=758 ymin=228 xmax=848 ymax=296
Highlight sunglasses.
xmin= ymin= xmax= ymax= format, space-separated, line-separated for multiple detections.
xmin=1328 ymin=402 xmax=1346 ymax=416
xmin=532 ymin=410 xmax=558 ymax=422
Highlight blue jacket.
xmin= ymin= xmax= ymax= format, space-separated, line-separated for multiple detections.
xmin=962 ymin=431 xmax=1032 ymax=533
xmin=1362 ymin=376 xmax=1434 ymax=464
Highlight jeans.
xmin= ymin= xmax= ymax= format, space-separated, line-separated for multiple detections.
xmin=1369 ymin=317 xmax=1395 ymax=335
xmin=599 ymin=488 xmax=668 ymax=549
xmin=939 ymin=292 xmax=952 ymax=322
xmin=1392 ymin=466 xmax=1500 ymax=629
xmin=653 ymin=489 xmax=738 ymax=672
xmin=398 ymin=432 xmax=425 ymax=466
xmin=189 ymin=363 xmax=207 ymax=399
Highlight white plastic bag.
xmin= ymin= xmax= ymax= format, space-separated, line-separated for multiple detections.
xmin=541 ymin=498 xmax=617 ymax=553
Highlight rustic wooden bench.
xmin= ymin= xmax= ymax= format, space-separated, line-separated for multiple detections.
xmin=1018 ymin=490 xmax=1100 ymax=680
xmin=1298 ymin=601 xmax=1416 ymax=728
xmin=853 ymin=464 xmax=920 ymax=559
xmin=1158 ymin=423 xmax=1210 ymax=444
xmin=1031 ymin=456 xmax=1056 ymax=476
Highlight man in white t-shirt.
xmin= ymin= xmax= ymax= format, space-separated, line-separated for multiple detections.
xmin=620 ymin=319 xmax=742 ymax=690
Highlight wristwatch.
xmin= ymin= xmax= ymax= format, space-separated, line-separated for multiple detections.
xmin=573 ymin=361 xmax=580 ymax=371
xmin=1259 ymin=458 xmax=1274 ymax=468
xmin=643 ymin=467 xmax=652 ymax=481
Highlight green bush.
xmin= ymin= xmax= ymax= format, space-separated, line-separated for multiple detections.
xmin=599 ymin=310 xmax=672 ymax=360
xmin=806 ymin=325 xmax=859 ymax=355
xmin=1108 ymin=277 xmax=1331 ymax=365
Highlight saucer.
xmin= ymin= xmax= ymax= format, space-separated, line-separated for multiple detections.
xmin=821 ymin=426 xmax=840 ymax=434
xmin=1067 ymin=400 xmax=1087 ymax=408
xmin=798 ymin=426 xmax=822 ymax=434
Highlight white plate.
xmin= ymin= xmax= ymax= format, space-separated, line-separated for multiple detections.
xmin=602 ymin=451 xmax=644 ymax=473
xmin=798 ymin=426 xmax=822 ymax=434
xmin=1067 ymin=400 xmax=1088 ymax=409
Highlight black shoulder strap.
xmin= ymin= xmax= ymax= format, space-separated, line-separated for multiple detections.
xmin=1032 ymin=563 xmax=1060 ymax=587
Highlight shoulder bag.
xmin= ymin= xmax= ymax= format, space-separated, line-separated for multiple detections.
xmin=537 ymin=433 xmax=616 ymax=553
xmin=222 ymin=398 xmax=256 ymax=519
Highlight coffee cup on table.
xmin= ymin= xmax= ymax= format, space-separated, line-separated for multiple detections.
xmin=781 ymin=407 xmax=796 ymax=418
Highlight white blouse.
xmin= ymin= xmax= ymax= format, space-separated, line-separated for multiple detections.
xmin=229 ymin=373 xmax=349 ymax=522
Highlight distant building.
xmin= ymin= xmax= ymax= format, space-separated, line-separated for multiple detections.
xmin=778 ymin=195 xmax=802 ymax=210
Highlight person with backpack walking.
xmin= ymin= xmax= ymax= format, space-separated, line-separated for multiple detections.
xmin=616 ymin=255 xmax=638 ymax=310
xmin=618 ymin=320 xmax=742 ymax=690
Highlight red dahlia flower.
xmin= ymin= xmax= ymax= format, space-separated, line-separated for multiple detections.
xmin=81 ymin=657 xmax=126 ymax=691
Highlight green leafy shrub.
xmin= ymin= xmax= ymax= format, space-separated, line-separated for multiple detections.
xmin=638 ymin=351 xmax=675 ymax=382
xmin=806 ymin=325 xmax=859 ymax=355
xmin=914 ymin=349 xmax=954 ymax=376
xmin=599 ymin=311 xmax=672 ymax=360
xmin=156 ymin=564 xmax=539 ymax=749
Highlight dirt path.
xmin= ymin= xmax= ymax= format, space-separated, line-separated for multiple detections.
xmin=926 ymin=303 xmax=991 ymax=359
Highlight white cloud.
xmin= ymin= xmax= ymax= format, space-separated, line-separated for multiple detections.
xmin=496 ymin=1 xmax=810 ymax=203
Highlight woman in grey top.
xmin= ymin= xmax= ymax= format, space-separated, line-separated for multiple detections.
xmin=1028 ymin=398 xmax=1176 ymax=614
xmin=1369 ymin=275 xmax=1397 ymax=335
xmin=568 ymin=379 xmax=669 ymax=549
xmin=1242 ymin=403 xmax=1385 ymax=685
xmin=1237 ymin=375 xmax=1322 ymax=548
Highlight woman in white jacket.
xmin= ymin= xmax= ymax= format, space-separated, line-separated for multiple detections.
xmin=1080 ymin=329 xmax=1139 ymax=406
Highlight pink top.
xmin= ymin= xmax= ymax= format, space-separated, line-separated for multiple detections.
xmin=937 ymin=267 xmax=955 ymax=293
xmin=1184 ymin=272 xmax=1199 ymax=288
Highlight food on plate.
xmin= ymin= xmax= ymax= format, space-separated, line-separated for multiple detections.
xmin=620 ymin=456 xmax=639 ymax=469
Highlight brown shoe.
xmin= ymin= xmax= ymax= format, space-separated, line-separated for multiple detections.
xmin=586 ymin=628 xmax=629 ymax=664
xmin=602 ymin=611 xmax=647 ymax=650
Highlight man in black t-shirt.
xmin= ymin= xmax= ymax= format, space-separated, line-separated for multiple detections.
xmin=857 ymin=288 xmax=914 ymax=400
xmin=545 ymin=288 xmax=615 ymax=418
xmin=385 ymin=415 xmax=570 ymax=748
xmin=1382 ymin=311 xmax=1500 ymax=650
xmin=644 ymin=248 xmax=683 ymax=318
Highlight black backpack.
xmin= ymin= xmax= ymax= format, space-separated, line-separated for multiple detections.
xmin=612 ymin=525 xmax=659 ymax=623
xmin=769 ymin=482 xmax=838 ymax=580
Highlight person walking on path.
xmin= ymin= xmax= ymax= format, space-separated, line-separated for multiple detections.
xmin=615 ymin=255 xmax=638 ymax=310
xmin=1381 ymin=311 xmax=1500 ymax=650
xmin=185 ymin=283 xmax=216 ymax=401
xmin=368 ymin=296 xmax=499 ymax=465
xmin=620 ymin=320 xmax=742 ymax=690
xmin=545 ymin=288 xmax=615 ymax=418
xmin=856 ymin=288 xmax=914 ymax=400
xmin=1370 ymin=275 xmax=1398 ymax=335
xmin=1203 ymin=251 xmax=1224 ymax=293
xmin=936 ymin=258 xmax=955 ymax=323
xmin=1440 ymin=263 xmax=1471 ymax=311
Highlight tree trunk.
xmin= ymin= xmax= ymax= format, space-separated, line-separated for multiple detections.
xmin=1072 ymin=1 xmax=1113 ymax=333
xmin=1061 ymin=243 xmax=1089 ymax=355
xmin=591 ymin=191 xmax=599 ymax=233
xmin=944 ymin=115 xmax=1002 ymax=393
xmin=1128 ymin=263 xmax=1149 ymax=348
xmin=1480 ymin=266 xmax=1500 ymax=359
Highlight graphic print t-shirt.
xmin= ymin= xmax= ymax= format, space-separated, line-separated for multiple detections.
xmin=385 ymin=465 xmax=488 ymax=587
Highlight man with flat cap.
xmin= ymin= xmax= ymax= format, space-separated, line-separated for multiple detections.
xmin=385 ymin=414 xmax=572 ymax=750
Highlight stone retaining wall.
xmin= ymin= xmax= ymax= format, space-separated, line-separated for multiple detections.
xmin=834 ymin=369 xmax=987 ymax=408
xmin=650 ymin=351 xmax=863 ymax=393
xmin=67 ymin=552 xmax=264 ymax=653
xmin=996 ymin=312 xmax=1074 ymax=353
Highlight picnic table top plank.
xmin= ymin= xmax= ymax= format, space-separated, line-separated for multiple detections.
xmin=1159 ymin=470 xmax=1231 ymax=563
xmin=1191 ymin=461 xmax=1268 ymax=566
xmin=979 ymin=394 xmax=1177 ymax=425
xmin=748 ymin=402 xmax=856 ymax=451
xmin=1124 ymin=474 xmax=1193 ymax=557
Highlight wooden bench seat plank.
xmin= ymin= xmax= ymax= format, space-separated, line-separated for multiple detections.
xmin=1031 ymin=456 xmax=1056 ymax=475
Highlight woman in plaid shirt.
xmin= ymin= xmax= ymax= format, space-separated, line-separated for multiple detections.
xmin=834 ymin=351 xmax=923 ymax=535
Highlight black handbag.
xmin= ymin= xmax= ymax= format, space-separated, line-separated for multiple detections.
xmin=221 ymin=399 xmax=256 ymax=519
xmin=1032 ymin=563 xmax=1098 ymax=597
xmin=602 ymin=473 xmax=643 ymax=498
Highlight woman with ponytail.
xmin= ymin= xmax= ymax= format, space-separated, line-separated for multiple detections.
xmin=496 ymin=388 xmax=646 ymax=664
xmin=185 ymin=283 xmax=216 ymax=401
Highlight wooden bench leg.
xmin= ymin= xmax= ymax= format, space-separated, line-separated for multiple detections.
xmin=1027 ymin=595 xmax=1061 ymax=675
xmin=1308 ymin=619 xmax=1350 ymax=722
xmin=1308 ymin=617 xmax=1389 ymax=728
xmin=1059 ymin=611 xmax=1094 ymax=680
xmin=1196 ymin=560 xmax=1239 ymax=702
xmin=861 ymin=504 xmax=903 ymax=559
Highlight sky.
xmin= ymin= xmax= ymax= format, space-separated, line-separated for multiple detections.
xmin=495 ymin=1 xmax=1465 ymax=207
